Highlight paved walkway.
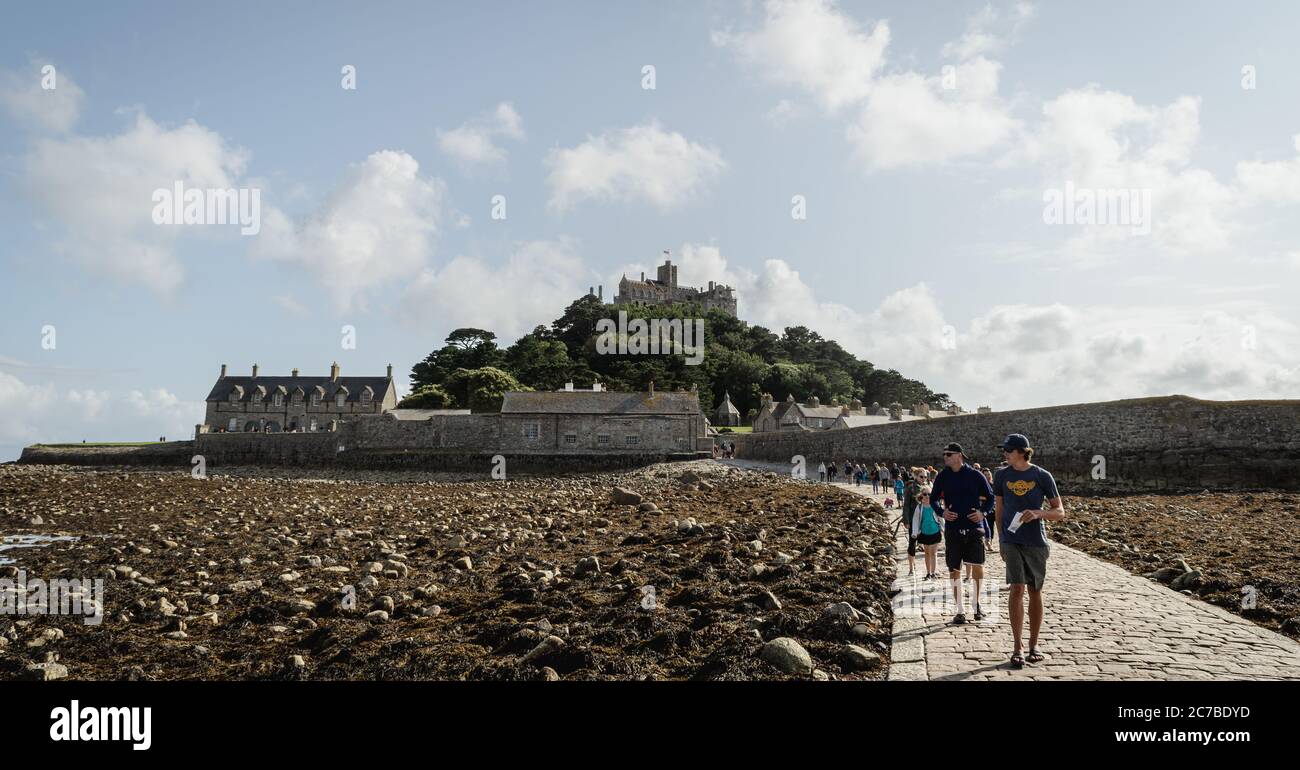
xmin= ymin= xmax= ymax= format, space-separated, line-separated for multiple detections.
xmin=720 ymin=461 xmax=1300 ymax=680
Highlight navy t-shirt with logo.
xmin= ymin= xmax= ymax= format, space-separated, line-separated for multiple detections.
xmin=993 ymin=465 xmax=1059 ymax=547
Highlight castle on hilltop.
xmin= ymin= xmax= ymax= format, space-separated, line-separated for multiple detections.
xmin=590 ymin=255 xmax=737 ymax=317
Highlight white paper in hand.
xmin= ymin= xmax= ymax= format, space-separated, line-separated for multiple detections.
xmin=1007 ymin=511 xmax=1025 ymax=533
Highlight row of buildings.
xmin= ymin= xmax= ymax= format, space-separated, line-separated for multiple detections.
xmin=201 ymin=363 xmax=713 ymax=456
xmin=714 ymin=392 xmax=985 ymax=432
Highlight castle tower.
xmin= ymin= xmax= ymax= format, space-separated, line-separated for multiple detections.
xmin=656 ymin=257 xmax=677 ymax=288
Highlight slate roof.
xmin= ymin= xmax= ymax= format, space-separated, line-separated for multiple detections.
xmin=716 ymin=392 xmax=740 ymax=415
xmin=500 ymin=390 xmax=703 ymax=416
xmin=206 ymin=376 xmax=394 ymax=404
xmin=788 ymin=403 xmax=845 ymax=420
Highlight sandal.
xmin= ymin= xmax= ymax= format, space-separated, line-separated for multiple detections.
xmin=1026 ymin=649 xmax=1045 ymax=664
xmin=1010 ymin=651 xmax=1025 ymax=668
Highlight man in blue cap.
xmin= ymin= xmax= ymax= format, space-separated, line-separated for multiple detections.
xmin=993 ymin=433 xmax=1066 ymax=668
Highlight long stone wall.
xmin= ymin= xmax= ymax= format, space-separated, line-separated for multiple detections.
xmin=732 ymin=396 xmax=1300 ymax=492
xmin=20 ymin=413 xmax=708 ymax=471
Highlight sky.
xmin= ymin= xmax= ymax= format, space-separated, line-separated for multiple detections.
xmin=3 ymin=0 xmax=1300 ymax=460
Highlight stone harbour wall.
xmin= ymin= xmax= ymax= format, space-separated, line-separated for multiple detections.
xmin=732 ymin=396 xmax=1300 ymax=492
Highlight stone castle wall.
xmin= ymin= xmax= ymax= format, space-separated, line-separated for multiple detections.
xmin=731 ymin=396 xmax=1300 ymax=492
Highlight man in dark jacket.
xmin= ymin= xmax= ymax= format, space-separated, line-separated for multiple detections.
xmin=929 ymin=442 xmax=995 ymax=624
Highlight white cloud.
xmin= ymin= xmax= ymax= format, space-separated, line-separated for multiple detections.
xmin=545 ymin=122 xmax=724 ymax=212
xmin=847 ymin=56 xmax=1020 ymax=170
xmin=1235 ymin=134 xmax=1300 ymax=205
xmin=437 ymin=101 xmax=525 ymax=170
xmin=273 ymin=294 xmax=310 ymax=317
xmin=0 ymin=59 xmax=84 ymax=133
xmin=941 ymin=2 xmax=1035 ymax=60
xmin=398 ymin=239 xmax=587 ymax=340
xmin=254 ymin=150 xmax=444 ymax=311
xmin=21 ymin=110 xmax=252 ymax=295
xmin=718 ymin=0 xmax=1021 ymax=170
xmin=712 ymin=0 xmax=889 ymax=114
xmin=0 ymin=372 xmax=201 ymax=460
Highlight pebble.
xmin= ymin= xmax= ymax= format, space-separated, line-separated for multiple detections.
xmin=23 ymin=662 xmax=68 ymax=681
xmin=760 ymin=637 xmax=813 ymax=675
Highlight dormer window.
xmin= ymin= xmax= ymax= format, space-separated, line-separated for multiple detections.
xmin=360 ymin=386 xmax=373 ymax=406
xmin=336 ymin=393 xmax=347 ymax=408
xmin=273 ymin=393 xmax=283 ymax=407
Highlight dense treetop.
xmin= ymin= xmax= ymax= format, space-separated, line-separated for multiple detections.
xmin=401 ymin=296 xmax=953 ymax=417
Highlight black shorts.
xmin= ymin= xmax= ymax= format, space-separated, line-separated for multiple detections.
xmin=944 ymin=529 xmax=986 ymax=571
xmin=917 ymin=531 xmax=942 ymax=546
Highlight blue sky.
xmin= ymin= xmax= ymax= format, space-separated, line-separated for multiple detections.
xmin=4 ymin=0 xmax=1300 ymax=459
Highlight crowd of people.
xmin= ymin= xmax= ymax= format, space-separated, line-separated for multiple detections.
xmin=814 ymin=433 xmax=1065 ymax=669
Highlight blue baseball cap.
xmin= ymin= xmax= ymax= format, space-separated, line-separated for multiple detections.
xmin=999 ymin=433 xmax=1030 ymax=450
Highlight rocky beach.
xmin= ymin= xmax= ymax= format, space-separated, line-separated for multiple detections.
xmin=0 ymin=461 xmax=895 ymax=681
xmin=1051 ymin=492 xmax=1300 ymax=642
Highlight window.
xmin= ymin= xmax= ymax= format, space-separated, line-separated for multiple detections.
xmin=361 ymin=391 xmax=372 ymax=406
xmin=228 ymin=392 xmax=239 ymax=403
xmin=273 ymin=393 xmax=283 ymax=407
xmin=227 ymin=417 xmax=238 ymax=432
xmin=335 ymin=394 xmax=346 ymax=408
xmin=252 ymin=393 xmax=262 ymax=404
xmin=563 ymin=433 xmax=577 ymax=445
xmin=311 ymin=394 xmax=321 ymax=406
xmin=523 ymin=423 xmax=540 ymax=439
xmin=309 ymin=419 xmax=318 ymax=432
xmin=596 ymin=434 xmax=610 ymax=445
xmin=625 ymin=435 xmax=640 ymax=446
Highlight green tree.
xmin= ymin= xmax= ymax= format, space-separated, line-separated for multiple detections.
xmin=397 ymin=384 xmax=454 ymax=409
xmin=445 ymin=367 xmax=529 ymax=412
xmin=505 ymin=326 xmax=573 ymax=391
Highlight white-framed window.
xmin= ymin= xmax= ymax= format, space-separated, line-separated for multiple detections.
xmin=596 ymin=434 xmax=610 ymax=445
xmin=227 ymin=417 xmax=238 ymax=432
xmin=625 ymin=435 xmax=640 ymax=446
xmin=523 ymin=423 xmax=540 ymax=439
xmin=361 ymin=392 xmax=372 ymax=406
xmin=252 ymin=393 xmax=262 ymax=404
xmin=335 ymin=393 xmax=346 ymax=408
xmin=273 ymin=393 xmax=283 ymax=407
xmin=228 ymin=392 xmax=240 ymax=403
xmin=312 ymin=393 xmax=321 ymax=406
xmin=563 ymin=433 xmax=577 ymax=445
xmin=309 ymin=419 xmax=318 ymax=431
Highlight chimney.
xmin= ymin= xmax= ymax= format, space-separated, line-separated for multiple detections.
xmin=387 ymin=363 xmax=393 ymax=379
xmin=598 ymin=284 xmax=603 ymax=301
xmin=291 ymin=368 xmax=299 ymax=377
xmin=251 ymin=363 xmax=259 ymax=378
xmin=220 ymin=364 xmax=227 ymax=380
xmin=330 ymin=361 xmax=340 ymax=382
xmin=589 ymin=285 xmax=594 ymax=296
xmin=709 ymin=281 xmax=714 ymax=291
xmin=564 ymin=382 xmax=574 ymax=391
xmin=640 ymin=271 xmax=645 ymax=282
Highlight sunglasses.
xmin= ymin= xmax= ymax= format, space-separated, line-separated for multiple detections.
xmin=942 ymin=451 xmax=957 ymax=457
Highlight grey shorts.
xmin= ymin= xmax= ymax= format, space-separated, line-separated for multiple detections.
xmin=1000 ymin=543 xmax=1049 ymax=591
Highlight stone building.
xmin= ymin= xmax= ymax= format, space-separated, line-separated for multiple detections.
xmin=752 ymin=393 xmax=849 ymax=432
xmin=202 ymin=362 xmax=398 ymax=433
xmin=613 ymin=256 xmax=737 ymax=317
xmin=497 ymin=382 xmax=710 ymax=453
xmin=714 ymin=391 xmax=740 ymax=427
